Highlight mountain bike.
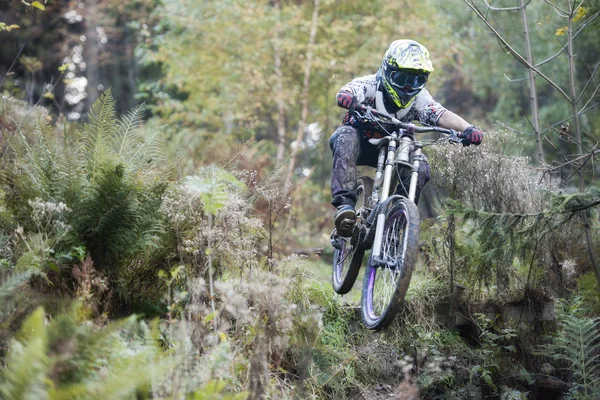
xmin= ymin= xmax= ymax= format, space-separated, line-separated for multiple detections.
xmin=330 ymin=105 xmax=465 ymax=330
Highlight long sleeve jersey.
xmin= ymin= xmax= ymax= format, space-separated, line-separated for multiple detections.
xmin=338 ymin=74 xmax=447 ymax=138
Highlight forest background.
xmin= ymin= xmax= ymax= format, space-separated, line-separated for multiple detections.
xmin=1 ymin=0 xmax=600 ymax=399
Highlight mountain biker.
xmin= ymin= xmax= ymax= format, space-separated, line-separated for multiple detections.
xmin=331 ymin=39 xmax=484 ymax=237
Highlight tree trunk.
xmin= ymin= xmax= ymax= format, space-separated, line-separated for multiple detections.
xmin=320 ymin=71 xmax=332 ymax=191
xmin=125 ymin=22 xmax=137 ymax=112
xmin=567 ymin=0 xmax=600 ymax=288
xmin=273 ymin=0 xmax=287 ymax=163
xmin=85 ymin=0 xmax=100 ymax=111
xmin=519 ymin=0 xmax=544 ymax=164
xmin=283 ymin=0 xmax=320 ymax=189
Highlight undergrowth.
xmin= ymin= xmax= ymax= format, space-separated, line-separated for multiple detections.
xmin=0 ymin=97 xmax=599 ymax=399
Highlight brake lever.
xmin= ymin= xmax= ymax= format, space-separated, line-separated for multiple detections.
xmin=352 ymin=105 xmax=374 ymax=121
xmin=447 ymin=129 xmax=463 ymax=144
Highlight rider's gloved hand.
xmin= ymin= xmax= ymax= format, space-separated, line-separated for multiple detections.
xmin=461 ymin=126 xmax=484 ymax=146
xmin=337 ymin=92 xmax=356 ymax=110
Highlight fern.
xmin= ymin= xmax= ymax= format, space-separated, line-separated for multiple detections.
xmin=0 ymin=308 xmax=49 ymax=400
xmin=539 ymin=298 xmax=600 ymax=399
xmin=82 ymin=89 xmax=118 ymax=180
xmin=1 ymin=93 xmax=170 ymax=304
xmin=185 ymin=167 xmax=245 ymax=216
xmin=115 ymin=103 xmax=144 ymax=158
xmin=0 ymin=306 xmax=171 ymax=399
xmin=0 ymin=270 xmax=35 ymax=317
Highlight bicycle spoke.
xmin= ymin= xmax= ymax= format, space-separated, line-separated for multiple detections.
xmin=366 ymin=207 xmax=409 ymax=319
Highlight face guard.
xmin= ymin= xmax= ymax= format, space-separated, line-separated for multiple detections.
xmin=382 ymin=67 xmax=429 ymax=109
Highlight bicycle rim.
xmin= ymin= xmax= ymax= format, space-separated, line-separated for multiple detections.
xmin=361 ymin=200 xmax=419 ymax=330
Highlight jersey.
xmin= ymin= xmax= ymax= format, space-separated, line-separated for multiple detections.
xmin=339 ymin=74 xmax=447 ymax=138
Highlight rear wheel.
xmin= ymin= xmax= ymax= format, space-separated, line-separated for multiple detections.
xmin=361 ymin=198 xmax=419 ymax=330
xmin=332 ymin=177 xmax=372 ymax=295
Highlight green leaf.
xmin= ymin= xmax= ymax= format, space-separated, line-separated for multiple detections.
xmin=47 ymin=262 xmax=59 ymax=273
xmin=170 ymin=265 xmax=185 ymax=279
xmin=483 ymin=373 xmax=497 ymax=392
xmin=31 ymin=1 xmax=46 ymax=10
xmin=203 ymin=312 xmax=217 ymax=323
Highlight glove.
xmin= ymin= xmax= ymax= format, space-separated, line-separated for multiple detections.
xmin=461 ymin=126 xmax=484 ymax=146
xmin=337 ymin=92 xmax=356 ymax=110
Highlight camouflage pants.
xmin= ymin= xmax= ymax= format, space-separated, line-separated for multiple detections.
xmin=329 ymin=125 xmax=431 ymax=208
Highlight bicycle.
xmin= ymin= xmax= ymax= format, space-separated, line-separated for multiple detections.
xmin=330 ymin=104 xmax=466 ymax=330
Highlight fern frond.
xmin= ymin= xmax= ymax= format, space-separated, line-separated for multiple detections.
xmin=540 ymin=299 xmax=600 ymax=398
xmin=128 ymin=125 xmax=165 ymax=171
xmin=115 ymin=103 xmax=144 ymax=157
xmin=0 ymin=308 xmax=49 ymax=399
xmin=82 ymin=89 xmax=117 ymax=178
xmin=0 ymin=270 xmax=34 ymax=303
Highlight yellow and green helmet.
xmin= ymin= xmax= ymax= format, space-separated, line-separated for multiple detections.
xmin=380 ymin=40 xmax=434 ymax=109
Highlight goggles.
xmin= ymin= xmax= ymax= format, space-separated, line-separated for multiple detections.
xmin=388 ymin=70 xmax=428 ymax=91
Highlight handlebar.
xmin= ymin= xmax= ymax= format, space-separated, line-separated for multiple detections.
xmin=353 ymin=103 xmax=464 ymax=142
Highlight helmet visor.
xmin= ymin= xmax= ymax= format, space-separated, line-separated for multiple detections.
xmin=388 ymin=70 xmax=428 ymax=92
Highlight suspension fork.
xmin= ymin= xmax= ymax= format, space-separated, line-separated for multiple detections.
xmin=371 ymin=136 xmax=398 ymax=260
xmin=408 ymin=145 xmax=422 ymax=203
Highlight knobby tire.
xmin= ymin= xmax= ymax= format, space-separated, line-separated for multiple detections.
xmin=360 ymin=198 xmax=419 ymax=330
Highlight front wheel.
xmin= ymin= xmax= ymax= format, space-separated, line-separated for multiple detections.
xmin=361 ymin=198 xmax=420 ymax=330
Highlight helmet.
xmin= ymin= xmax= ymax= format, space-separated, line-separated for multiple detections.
xmin=380 ymin=40 xmax=434 ymax=110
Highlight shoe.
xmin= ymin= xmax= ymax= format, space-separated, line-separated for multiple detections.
xmin=335 ymin=205 xmax=356 ymax=237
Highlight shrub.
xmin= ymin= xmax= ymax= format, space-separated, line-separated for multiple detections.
xmin=0 ymin=92 xmax=173 ymax=308
xmin=427 ymin=126 xmax=592 ymax=299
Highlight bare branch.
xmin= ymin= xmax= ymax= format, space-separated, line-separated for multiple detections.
xmin=543 ymin=135 xmax=569 ymax=163
xmin=504 ymin=73 xmax=528 ymax=82
xmin=564 ymin=145 xmax=600 ymax=184
xmin=483 ymin=0 xmax=534 ymax=10
xmin=540 ymin=102 xmax=600 ymax=135
xmin=545 ymin=0 xmax=569 ymax=16
xmin=542 ymin=148 xmax=600 ymax=173
xmin=535 ymin=43 xmax=568 ymax=68
xmin=535 ymin=26 xmax=595 ymax=69
xmin=580 ymin=82 xmax=600 ymax=111
xmin=573 ymin=0 xmax=586 ymax=15
xmin=574 ymin=10 xmax=600 ymax=38
xmin=577 ymin=61 xmax=600 ymax=103
xmin=581 ymin=101 xmax=600 ymax=115
xmin=483 ymin=0 xmax=520 ymax=11
xmin=463 ymin=0 xmax=571 ymax=102
xmin=0 ymin=43 xmax=26 ymax=89
xmin=536 ymin=11 xmax=600 ymax=69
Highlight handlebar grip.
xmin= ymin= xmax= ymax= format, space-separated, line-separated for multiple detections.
xmin=353 ymin=103 xmax=386 ymax=119
xmin=354 ymin=103 xmax=367 ymax=113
